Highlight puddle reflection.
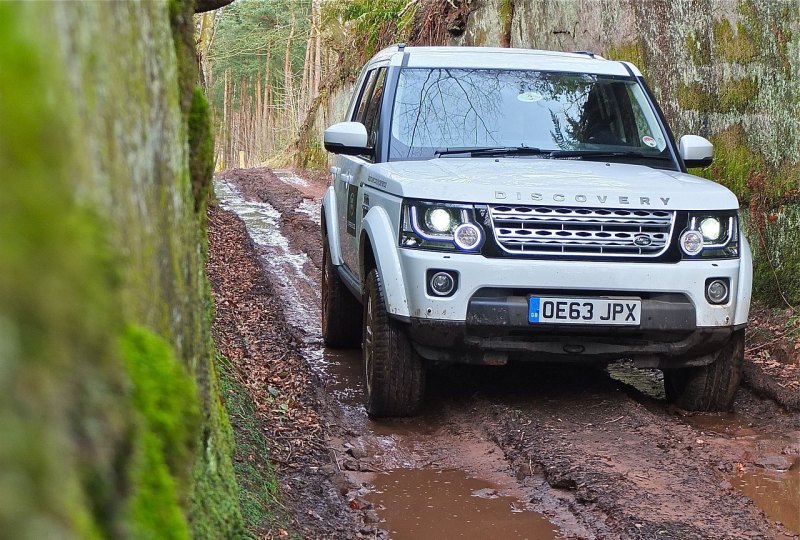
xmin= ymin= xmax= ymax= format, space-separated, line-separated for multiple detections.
xmin=605 ymin=360 xmax=665 ymax=399
xmin=732 ymin=466 xmax=800 ymax=534
xmin=366 ymin=469 xmax=559 ymax=540
xmin=323 ymin=347 xmax=364 ymax=405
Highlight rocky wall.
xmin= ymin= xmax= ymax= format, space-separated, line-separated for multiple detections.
xmin=458 ymin=0 xmax=800 ymax=304
xmin=299 ymin=0 xmax=798 ymax=305
xmin=0 ymin=1 xmax=241 ymax=537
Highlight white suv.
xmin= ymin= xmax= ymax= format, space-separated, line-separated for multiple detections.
xmin=321 ymin=45 xmax=752 ymax=417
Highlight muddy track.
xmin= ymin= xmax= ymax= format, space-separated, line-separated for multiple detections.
xmin=211 ymin=168 xmax=800 ymax=540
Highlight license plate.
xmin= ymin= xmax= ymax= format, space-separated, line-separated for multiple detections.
xmin=528 ymin=297 xmax=641 ymax=325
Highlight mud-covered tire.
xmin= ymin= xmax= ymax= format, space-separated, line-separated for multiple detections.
xmin=363 ymin=269 xmax=425 ymax=417
xmin=321 ymin=240 xmax=361 ymax=348
xmin=663 ymin=329 xmax=744 ymax=411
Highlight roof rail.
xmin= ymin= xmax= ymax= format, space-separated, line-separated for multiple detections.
xmin=573 ymin=50 xmax=602 ymax=59
xmin=397 ymin=43 xmax=406 ymax=51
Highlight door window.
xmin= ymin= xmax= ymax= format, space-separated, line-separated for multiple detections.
xmin=352 ymin=69 xmax=378 ymax=123
xmin=362 ymin=68 xmax=387 ymax=149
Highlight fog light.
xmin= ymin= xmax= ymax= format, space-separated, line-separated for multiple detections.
xmin=706 ymin=279 xmax=729 ymax=304
xmin=680 ymin=230 xmax=704 ymax=256
xmin=453 ymin=223 xmax=483 ymax=250
xmin=430 ymin=271 xmax=455 ymax=296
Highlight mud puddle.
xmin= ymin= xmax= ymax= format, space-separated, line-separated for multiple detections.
xmin=607 ymin=360 xmax=800 ymax=534
xmin=323 ymin=348 xmax=364 ymax=406
xmin=733 ymin=467 xmax=800 ymax=534
xmin=364 ymin=469 xmax=559 ymax=540
xmin=682 ymin=413 xmax=800 ymax=535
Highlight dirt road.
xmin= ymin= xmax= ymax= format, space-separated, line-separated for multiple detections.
xmin=208 ymin=167 xmax=799 ymax=540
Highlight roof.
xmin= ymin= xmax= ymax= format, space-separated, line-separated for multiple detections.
xmin=368 ymin=45 xmax=642 ymax=77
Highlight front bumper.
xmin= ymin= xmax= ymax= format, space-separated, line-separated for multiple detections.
xmin=396 ymin=249 xmax=745 ymax=366
xmin=408 ymin=318 xmax=735 ymax=368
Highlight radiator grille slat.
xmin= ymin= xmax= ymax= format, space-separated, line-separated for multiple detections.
xmin=489 ymin=205 xmax=675 ymax=257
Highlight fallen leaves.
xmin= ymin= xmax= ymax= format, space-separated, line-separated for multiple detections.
xmin=207 ymin=205 xmax=325 ymax=468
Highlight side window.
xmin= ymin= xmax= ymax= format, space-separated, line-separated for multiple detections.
xmin=362 ymin=68 xmax=387 ymax=149
xmin=352 ymin=70 xmax=378 ymax=123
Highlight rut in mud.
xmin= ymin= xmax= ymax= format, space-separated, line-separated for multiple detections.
xmin=209 ymin=167 xmax=800 ymax=540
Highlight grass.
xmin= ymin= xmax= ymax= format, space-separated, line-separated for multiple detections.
xmin=216 ymin=354 xmax=297 ymax=538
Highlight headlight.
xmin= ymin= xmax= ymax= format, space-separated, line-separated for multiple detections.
xmin=400 ymin=200 xmax=483 ymax=252
xmin=425 ymin=207 xmax=456 ymax=233
xmin=699 ymin=217 xmax=722 ymax=242
xmin=680 ymin=212 xmax=739 ymax=259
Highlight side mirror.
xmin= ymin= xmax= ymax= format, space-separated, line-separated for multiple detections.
xmin=324 ymin=122 xmax=371 ymax=156
xmin=679 ymin=135 xmax=713 ymax=169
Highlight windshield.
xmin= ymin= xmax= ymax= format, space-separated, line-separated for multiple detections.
xmin=389 ymin=68 xmax=673 ymax=167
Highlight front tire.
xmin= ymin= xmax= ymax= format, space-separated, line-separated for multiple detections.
xmin=321 ymin=240 xmax=361 ymax=348
xmin=363 ymin=269 xmax=425 ymax=417
xmin=663 ymin=329 xmax=744 ymax=411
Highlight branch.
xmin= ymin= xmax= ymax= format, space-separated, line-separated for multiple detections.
xmin=195 ymin=0 xmax=235 ymax=14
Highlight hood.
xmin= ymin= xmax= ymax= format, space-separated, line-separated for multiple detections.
xmin=368 ymin=158 xmax=739 ymax=210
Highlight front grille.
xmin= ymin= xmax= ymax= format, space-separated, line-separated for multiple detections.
xmin=488 ymin=205 xmax=675 ymax=257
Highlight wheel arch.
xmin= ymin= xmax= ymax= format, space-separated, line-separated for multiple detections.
xmin=322 ymin=186 xmax=343 ymax=266
xmin=360 ymin=206 xmax=410 ymax=318
xmin=734 ymin=234 xmax=752 ymax=326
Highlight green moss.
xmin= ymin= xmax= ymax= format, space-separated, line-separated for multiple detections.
xmin=499 ymin=0 xmax=513 ymax=46
xmin=296 ymin=134 xmax=328 ymax=170
xmin=677 ymin=78 xmax=757 ymax=114
xmin=0 ymin=4 xmax=133 ymax=537
xmin=128 ymin=431 xmax=191 ymax=539
xmin=743 ymin=205 xmax=800 ymax=307
xmin=169 ymin=0 xmax=198 ymax=115
xmin=718 ymin=77 xmax=758 ymax=112
xmin=686 ymin=32 xmax=712 ymax=66
xmin=217 ymin=356 xmax=291 ymax=536
xmin=2 ymin=2 xmax=247 ymax=538
xmin=737 ymin=0 xmax=795 ymax=75
xmin=699 ymin=124 xmax=762 ymax=200
xmin=122 ymin=326 xmax=200 ymax=478
xmin=676 ymin=82 xmax=716 ymax=112
xmin=167 ymin=2 xmax=246 ymax=536
xmin=189 ymin=86 xmax=215 ymax=213
xmin=713 ymin=18 xmax=756 ymax=64
xmin=604 ymin=39 xmax=647 ymax=76
xmin=499 ymin=0 xmax=512 ymax=24
xmin=189 ymin=358 xmax=246 ymax=539
xmin=121 ymin=325 xmax=199 ymax=538
xmin=697 ymin=123 xmax=800 ymax=205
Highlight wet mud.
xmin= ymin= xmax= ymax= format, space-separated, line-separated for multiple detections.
xmin=211 ymin=167 xmax=800 ymax=539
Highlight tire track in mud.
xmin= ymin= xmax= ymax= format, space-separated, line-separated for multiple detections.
xmin=215 ymin=169 xmax=584 ymax=538
xmin=215 ymin=167 xmax=799 ymax=540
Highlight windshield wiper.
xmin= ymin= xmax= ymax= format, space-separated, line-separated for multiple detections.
xmin=549 ymin=150 xmax=671 ymax=160
xmin=435 ymin=146 xmax=547 ymax=157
